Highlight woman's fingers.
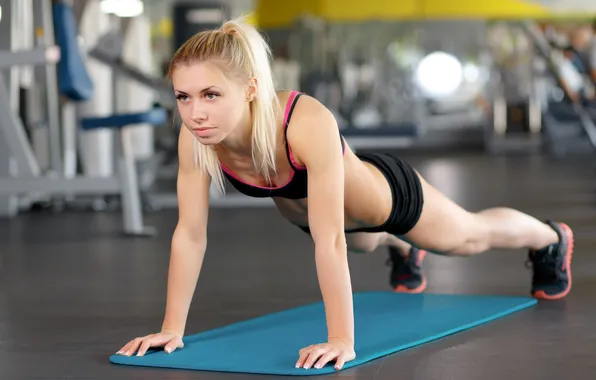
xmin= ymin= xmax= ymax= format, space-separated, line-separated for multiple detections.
xmin=117 ymin=337 xmax=145 ymax=356
xmin=314 ymin=349 xmax=340 ymax=369
xmin=164 ymin=336 xmax=185 ymax=354
xmin=116 ymin=331 xmax=184 ymax=357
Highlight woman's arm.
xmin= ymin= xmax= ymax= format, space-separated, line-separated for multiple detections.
xmin=127 ymin=126 xmax=211 ymax=357
xmin=288 ymin=96 xmax=355 ymax=370
xmin=161 ymin=125 xmax=212 ymax=337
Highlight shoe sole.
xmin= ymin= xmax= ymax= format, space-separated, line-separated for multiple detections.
xmin=394 ymin=276 xmax=427 ymax=294
xmin=533 ymin=222 xmax=574 ymax=300
xmin=393 ymin=250 xmax=427 ymax=294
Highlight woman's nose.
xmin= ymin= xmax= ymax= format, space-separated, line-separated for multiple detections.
xmin=190 ymin=103 xmax=207 ymax=123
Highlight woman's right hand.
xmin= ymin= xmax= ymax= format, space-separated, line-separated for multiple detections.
xmin=116 ymin=330 xmax=184 ymax=357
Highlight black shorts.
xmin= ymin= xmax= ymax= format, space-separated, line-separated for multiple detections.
xmin=297 ymin=152 xmax=424 ymax=236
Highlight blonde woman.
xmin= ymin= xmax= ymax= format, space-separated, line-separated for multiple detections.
xmin=116 ymin=18 xmax=574 ymax=371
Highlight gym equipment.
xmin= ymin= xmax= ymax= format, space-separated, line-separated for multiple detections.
xmin=172 ymin=2 xmax=230 ymax=50
xmin=0 ymin=0 xmax=166 ymax=235
xmin=109 ymin=292 xmax=537 ymax=376
xmin=87 ymin=35 xmax=175 ymax=109
xmin=520 ymin=21 xmax=596 ymax=156
xmin=484 ymin=22 xmax=543 ymax=154
xmin=53 ymin=2 xmax=93 ymax=101
xmin=289 ymin=16 xmax=423 ymax=148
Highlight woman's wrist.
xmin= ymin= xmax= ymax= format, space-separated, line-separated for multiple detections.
xmin=161 ymin=326 xmax=184 ymax=338
xmin=328 ymin=336 xmax=354 ymax=347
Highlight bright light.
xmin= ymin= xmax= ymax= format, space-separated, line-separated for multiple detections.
xmin=0 ymin=6 xmax=2 ymax=22
xmin=415 ymin=51 xmax=463 ymax=98
xmin=463 ymin=63 xmax=480 ymax=82
xmin=100 ymin=0 xmax=144 ymax=18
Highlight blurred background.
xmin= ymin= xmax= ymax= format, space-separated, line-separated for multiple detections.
xmin=2 ymin=0 xmax=596 ymax=230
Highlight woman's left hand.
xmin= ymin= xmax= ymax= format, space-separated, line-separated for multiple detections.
xmin=295 ymin=338 xmax=356 ymax=371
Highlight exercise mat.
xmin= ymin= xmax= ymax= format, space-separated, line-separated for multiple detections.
xmin=110 ymin=292 xmax=537 ymax=375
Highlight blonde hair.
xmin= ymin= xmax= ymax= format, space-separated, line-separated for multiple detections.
xmin=167 ymin=16 xmax=280 ymax=194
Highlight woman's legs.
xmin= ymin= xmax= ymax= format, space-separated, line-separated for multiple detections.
xmin=406 ymin=173 xmax=573 ymax=300
xmin=346 ymin=173 xmax=574 ymax=300
xmin=405 ymin=175 xmax=559 ymax=255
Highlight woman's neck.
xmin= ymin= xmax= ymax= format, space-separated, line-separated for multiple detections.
xmin=217 ymin=105 xmax=254 ymax=158
xmin=217 ymin=92 xmax=285 ymax=161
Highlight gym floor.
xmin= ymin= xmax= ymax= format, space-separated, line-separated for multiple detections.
xmin=2 ymin=150 xmax=595 ymax=379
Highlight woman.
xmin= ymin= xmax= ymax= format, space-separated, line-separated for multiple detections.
xmin=116 ymin=17 xmax=574 ymax=371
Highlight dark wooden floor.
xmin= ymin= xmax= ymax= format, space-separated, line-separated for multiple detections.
xmin=2 ymin=151 xmax=596 ymax=379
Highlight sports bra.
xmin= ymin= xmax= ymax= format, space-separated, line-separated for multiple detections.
xmin=219 ymin=91 xmax=346 ymax=199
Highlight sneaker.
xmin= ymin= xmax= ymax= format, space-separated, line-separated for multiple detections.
xmin=387 ymin=246 xmax=427 ymax=293
xmin=527 ymin=221 xmax=574 ymax=300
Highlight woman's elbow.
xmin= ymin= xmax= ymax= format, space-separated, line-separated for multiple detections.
xmin=313 ymin=231 xmax=347 ymax=256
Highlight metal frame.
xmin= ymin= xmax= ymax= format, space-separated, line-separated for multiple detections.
xmin=0 ymin=0 xmax=154 ymax=236
xmin=0 ymin=0 xmax=19 ymax=216
xmin=483 ymin=22 xmax=546 ymax=155
xmin=0 ymin=47 xmax=61 ymax=68
xmin=0 ymin=69 xmax=153 ymax=236
xmin=88 ymin=47 xmax=175 ymax=108
xmin=0 ymin=75 xmax=154 ymax=236
xmin=0 ymin=76 xmax=41 ymax=177
xmin=37 ymin=0 xmax=63 ymax=176
xmin=0 ymin=177 xmax=120 ymax=194
xmin=520 ymin=21 xmax=596 ymax=149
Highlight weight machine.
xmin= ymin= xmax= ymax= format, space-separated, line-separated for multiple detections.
xmin=0 ymin=0 xmax=167 ymax=236
xmin=521 ymin=21 xmax=596 ymax=156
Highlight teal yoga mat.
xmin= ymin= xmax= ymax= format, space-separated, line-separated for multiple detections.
xmin=110 ymin=292 xmax=537 ymax=376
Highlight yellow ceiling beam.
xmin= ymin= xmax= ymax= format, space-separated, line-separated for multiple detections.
xmin=319 ymin=0 xmax=420 ymax=22
xmin=421 ymin=0 xmax=550 ymax=19
xmin=255 ymin=0 xmax=324 ymax=28
xmin=255 ymin=0 xmax=594 ymax=28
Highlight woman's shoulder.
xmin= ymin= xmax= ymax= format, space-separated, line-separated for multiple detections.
xmin=275 ymin=90 xmax=333 ymax=124
xmin=277 ymin=90 xmax=340 ymax=152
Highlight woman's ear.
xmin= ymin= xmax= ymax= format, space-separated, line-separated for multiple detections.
xmin=246 ymin=77 xmax=258 ymax=102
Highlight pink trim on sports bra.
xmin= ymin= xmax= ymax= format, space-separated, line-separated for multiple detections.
xmin=284 ymin=91 xmax=306 ymax=170
xmin=284 ymin=91 xmax=347 ymax=169
xmin=219 ymin=161 xmax=296 ymax=190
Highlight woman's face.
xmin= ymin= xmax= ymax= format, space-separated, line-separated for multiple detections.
xmin=172 ymin=61 xmax=248 ymax=145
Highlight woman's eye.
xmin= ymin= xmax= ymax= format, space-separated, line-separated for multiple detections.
xmin=205 ymin=92 xmax=218 ymax=100
xmin=176 ymin=94 xmax=189 ymax=102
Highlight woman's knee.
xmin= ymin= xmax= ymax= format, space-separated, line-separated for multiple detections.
xmin=408 ymin=213 xmax=491 ymax=256
xmin=418 ymin=235 xmax=489 ymax=257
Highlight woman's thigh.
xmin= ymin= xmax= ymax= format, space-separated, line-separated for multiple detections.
xmin=403 ymin=173 xmax=489 ymax=254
